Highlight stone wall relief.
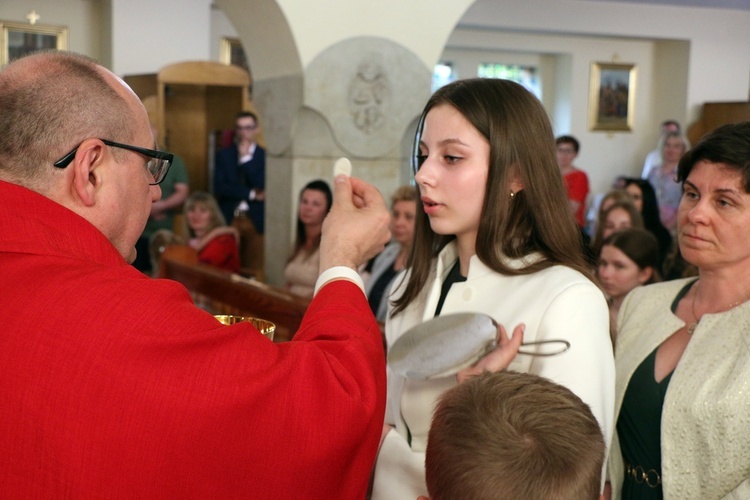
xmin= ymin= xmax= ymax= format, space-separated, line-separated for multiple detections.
xmin=305 ymin=37 xmax=430 ymax=158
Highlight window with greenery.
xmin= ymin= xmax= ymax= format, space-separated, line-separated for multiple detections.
xmin=432 ymin=62 xmax=456 ymax=93
xmin=477 ymin=63 xmax=541 ymax=99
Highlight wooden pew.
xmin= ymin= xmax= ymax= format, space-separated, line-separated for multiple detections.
xmin=158 ymin=246 xmax=310 ymax=342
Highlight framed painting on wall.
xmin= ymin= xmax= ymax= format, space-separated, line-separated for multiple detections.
xmin=588 ymin=62 xmax=636 ymax=132
xmin=0 ymin=20 xmax=68 ymax=67
xmin=220 ymin=37 xmax=250 ymax=74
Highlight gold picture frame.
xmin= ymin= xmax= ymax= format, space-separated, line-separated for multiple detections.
xmin=0 ymin=20 xmax=68 ymax=67
xmin=588 ymin=62 xmax=636 ymax=132
xmin=220 ymin=37 xmax=249 ymax=73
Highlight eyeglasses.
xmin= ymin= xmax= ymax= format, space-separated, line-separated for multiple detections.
xmin=53 ymin=139 xmax=174 ymax=185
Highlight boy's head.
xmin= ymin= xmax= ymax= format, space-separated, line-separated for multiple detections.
xmin=423 ymin=371 xmax=604 ymax=500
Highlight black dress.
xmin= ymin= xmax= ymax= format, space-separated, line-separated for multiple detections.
xmin=615 ymin=283 xmax=692 ymax=499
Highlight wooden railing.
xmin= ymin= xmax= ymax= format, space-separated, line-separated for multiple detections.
xmin=158 ymin=246 xmax=310 ymax=342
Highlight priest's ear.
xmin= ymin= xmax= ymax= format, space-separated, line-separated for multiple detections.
xmin=66 ymin=138 xmax=108 ymax=207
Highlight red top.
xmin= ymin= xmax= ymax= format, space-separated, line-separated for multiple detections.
xmin=563 ymin=169 xmax=590 ymax=227
xmin=0 ymin=180 xmax=386 ymax=499
xmin=199 ymin=233 xmax=240 ymax=272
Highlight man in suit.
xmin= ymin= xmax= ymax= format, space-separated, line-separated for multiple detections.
xmin=214 ymin=111 xmax=266 ymax=230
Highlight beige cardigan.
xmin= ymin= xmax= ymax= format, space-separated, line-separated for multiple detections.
xmin=608 ymin=278 xmax=750 ymax=499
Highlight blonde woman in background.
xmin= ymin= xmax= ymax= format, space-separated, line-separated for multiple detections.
xmin=184 ymin=191 xmax=240 ymax=273
xmin=365 ymin=185 xmax=418 ymax=322
xmin=646 ymin=131 xmax=689 ymax=233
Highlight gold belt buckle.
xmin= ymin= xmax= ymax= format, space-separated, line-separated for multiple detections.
xmin=626 ymin=463 xmax=661 ymax=489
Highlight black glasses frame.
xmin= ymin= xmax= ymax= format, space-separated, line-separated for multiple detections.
xmin=53 ymin=139 xmax=174 ymax=185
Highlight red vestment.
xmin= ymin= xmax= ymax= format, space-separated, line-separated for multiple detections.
xmin=0 ymin=180 xmax=385 ymax=499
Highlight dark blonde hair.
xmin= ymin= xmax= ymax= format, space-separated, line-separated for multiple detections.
xmin=657 ymin=131 xmax=689 ymax=162
xmin=393 ymin=78 xmax=592 ymax=315
xmin=590 ymin=200 xmax=644 ymax=256
xmin=426 ymin=371 xmax=604 ymax=500
xmin=390 ymin=184 xmax=418 ymax=207
xmin=183 ymin=192 xmax=227 ymax=237
xmin=594 ymin=189 xmax=631 ymax=228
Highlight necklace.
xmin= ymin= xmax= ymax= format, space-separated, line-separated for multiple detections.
xmin=687 ymin=281 xmax=747 ymax=334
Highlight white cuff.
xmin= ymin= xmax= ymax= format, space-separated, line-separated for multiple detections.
xmin=314 ymin=266 xmax=365 ymax=296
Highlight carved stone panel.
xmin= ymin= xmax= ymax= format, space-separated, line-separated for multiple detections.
xmin=305 ymin=37 xmax=430 ymax=158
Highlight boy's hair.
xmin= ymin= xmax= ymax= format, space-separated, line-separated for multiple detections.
xmin=425 ymin=371 xmax=604 ymax=500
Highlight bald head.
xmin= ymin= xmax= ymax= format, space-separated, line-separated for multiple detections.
xmin=0 ymin=51 xmax=138 ymax=189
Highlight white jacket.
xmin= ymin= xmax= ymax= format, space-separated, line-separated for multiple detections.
xmin=372 ymin=242 xmax=615 ymax=499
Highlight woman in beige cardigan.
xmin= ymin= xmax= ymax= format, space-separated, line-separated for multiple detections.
xmin=607 ymin=122 xmax=750 ymax=499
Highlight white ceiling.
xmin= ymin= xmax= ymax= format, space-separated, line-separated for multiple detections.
xmin=584 ymin=0 xmax=750 ymax=10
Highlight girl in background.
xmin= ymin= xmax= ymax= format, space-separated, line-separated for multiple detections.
xmin=590 ymin=200 xmax=644 ymax=257
xmin=586 ymin=188 xmax=631 ymax=239
xmin=622 ymin=177 xmax=673 ymax=273
xmin=597 ymin=228 xmax=661 ymax=345
xmin=365 ymin=185 xmax=418 ymax=322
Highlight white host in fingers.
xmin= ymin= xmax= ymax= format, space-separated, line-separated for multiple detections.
xmin=333 ymin=157 xmax=352 ymax=178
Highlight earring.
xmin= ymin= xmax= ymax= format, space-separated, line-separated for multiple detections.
xmin=510 ymin=191 xmax=515 ymax=198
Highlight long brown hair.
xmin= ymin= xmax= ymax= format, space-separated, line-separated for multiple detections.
xmin=590 ymin=200 xmax=644 ymax=256
xmin=393 ymin=78 xmax=593 ymax=315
